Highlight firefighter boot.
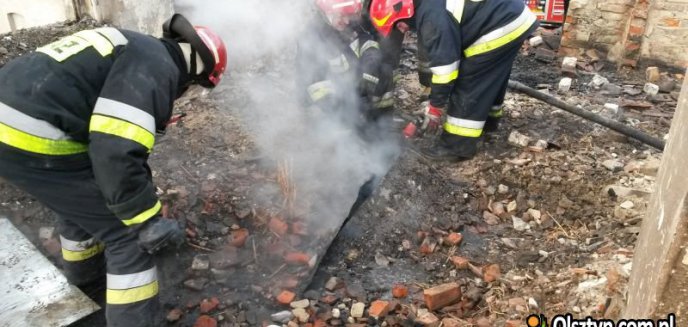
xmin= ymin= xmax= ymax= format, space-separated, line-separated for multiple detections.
xmin=137 ymin=217 xmax=184 ymax=254
xmin=422 ymin=135 xmax=479 ymax=162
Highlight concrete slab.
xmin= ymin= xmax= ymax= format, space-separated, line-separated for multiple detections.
xmin=0 ymin=218 xmax=99 ymax=327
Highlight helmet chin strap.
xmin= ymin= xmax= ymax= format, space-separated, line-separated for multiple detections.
xmin=179 ymin=43 xmax=205 ymax=75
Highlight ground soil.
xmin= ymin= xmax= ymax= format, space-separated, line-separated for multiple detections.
xmin=0 ymin=21 xmax=685 ymax=327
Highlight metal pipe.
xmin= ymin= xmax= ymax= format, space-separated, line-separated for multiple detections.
xmin=508 ymin=80 xmax=666 ymax=151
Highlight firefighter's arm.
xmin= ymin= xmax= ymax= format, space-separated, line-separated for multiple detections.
xmin=418 ymin=11 xmax=461 ymax=109
xmin=88 ymin=41 xmax=178 ymax=227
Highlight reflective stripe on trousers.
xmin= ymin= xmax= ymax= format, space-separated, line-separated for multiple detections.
xmin=464 ymin=6 xmax=537 ymax=57
xmin=431 ymin=61 xmax=459 ymax=84
xmin=60 ymin=235 xmax=105 ymax=262
xmin=0 ymin=101 xmax=87 ymax=155
xmin=444 ymin=116 xmax=485 ymax=137
xmin=107 ymin=266 xmax=159 ymax=305
xmin=489 ymin=105 xmax=504 ymax=118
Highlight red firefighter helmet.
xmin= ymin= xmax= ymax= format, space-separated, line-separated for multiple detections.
xmin=369 ymin=0 xmax=414 ymax=37
xmin=194 ymin=26 xmax=227 ymax=87
xmin=163 ymin=14 xmax=228 ymax=87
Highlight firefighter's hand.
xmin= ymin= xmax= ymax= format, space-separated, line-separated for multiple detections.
xmin=137 ymin=216 xmax=185 ymax=254
xmin=415 ymin=102 xmax=444 ymax=134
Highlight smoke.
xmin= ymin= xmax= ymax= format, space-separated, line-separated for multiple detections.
xmin=176 ymin=0 xmax=400 ymax=231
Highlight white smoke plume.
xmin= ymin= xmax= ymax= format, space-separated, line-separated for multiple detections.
xmin=176 ymin=0 xmax=400 ymax=230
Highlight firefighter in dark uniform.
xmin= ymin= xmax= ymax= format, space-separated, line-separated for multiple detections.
xmin=369 ymin=0 xmax=539 ymax=160
xmin=0 ymin=14 xmax=227 ymax=326
xmin=298 ymin=0 xmax=395 ymax=136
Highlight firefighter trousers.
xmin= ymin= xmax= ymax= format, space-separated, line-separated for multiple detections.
xmin=439 ymin=32 xmax=531 ymax=157
xmin=0 ymin=146 xmax=161 ymax=327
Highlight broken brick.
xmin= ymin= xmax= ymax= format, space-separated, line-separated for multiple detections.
xmin=228 ymin=228 xmax=249 ymax=247
xmin=450 ymin=256 xmax=469 ymax=270
xmin=280 ymin=275 xmax=300 ymax=289
xmin=445 ymin=233 xmax=463 ymax=246
xmin=269 ymin=217 xmax=289 ymax=235
xmin=419 ymin=236 xmax=438 ymax=255
xmin=313 ymin=320 xmax=327 ymax=327
xmin=483 ymin=264 xmax=501 ymax=283
xmin=193 ymin=315 xmax=217 ymax=327
xmin=166 ymin=308 xmax=183 ymax=322
xmin=199 ymin=297 xmax=220 ymax=313
xmin=423 ymin=282 xmax=461 ymax=311
xmin=392 ymin=284 xmax=408 ymax=298
xmin=369 ymin=300 xmax=390 ymax=318
xmin=277 ymin=290 xmax=296 ymax=305
xmin=415 ymin=311 xmax=440 ymax=327
xmin=291 ymin=221 xmax=308 ymax=236
xmin=325 ymin=276 xmax=344 ymax=291
xmin=285 ymin=252 xmax=311 ymax=265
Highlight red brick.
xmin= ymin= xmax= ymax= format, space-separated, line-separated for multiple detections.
xmin=280 ymin=275 xmax=300 ymax=289
xmin=193 ymin=315 xmax=217 ymax=327
xmin=423 ymin=282 xmax=461 ymax=311
xmin=483 ymin=264 xmax=501 ymax=283
xmin=199 ymin=297 xmax=220 ymax=313
xmin=291 ymin=221 xmax=308 ymax=235
xmin=369 ymin=300 xmax=390 ymax=318
xmin=662 ymin=17 xmax=680 ymax=27
xmin=313 ymin=320 xmax=327 ymax=327
xmin=392 ymin=284 xmax=408 ymax=298
xmin=276 ymin=290 xmax=296 ymax=305
xmin=450 ymin=256 xmax=470 ymax=270
xmin=229 ymin=228 xmax=249 ymax=247
xmin=628 ymin=24 xmax=644 ymax=36
xmin=269 ymin=216 xmax=289 ymax=235
xmin=445 ymin=233 xmax=463 ymax=246
xmin=419 ymin=237 xmax=437 ymax=255
xmin=284 ymin=252 xmax=311 ymax=265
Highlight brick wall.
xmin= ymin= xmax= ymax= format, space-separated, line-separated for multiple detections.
xmin=561 ymin=0 xmax=688 ymax=68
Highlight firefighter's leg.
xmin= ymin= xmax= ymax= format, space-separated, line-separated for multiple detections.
xmin=437 ymin=39 xmax=525 ymax=159
xmin=484 ymin=77 xmax=510 ymax=133
xmin=0 ymin=153 xmax=161 ymax=327
xmin=57 ymin=217 xmax=106 ymax=301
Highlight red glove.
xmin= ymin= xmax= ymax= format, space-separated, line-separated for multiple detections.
xmin=422 ymin=103 xmax=444 ymax=133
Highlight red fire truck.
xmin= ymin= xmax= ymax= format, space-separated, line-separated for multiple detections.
xmin=525 ymin=0 xmax=567 ymax=25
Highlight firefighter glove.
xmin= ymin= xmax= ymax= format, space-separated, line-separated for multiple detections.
xmin=137 ymin=216 xmax=185 ymax=254
xmin=418 ymin=102 xmax=444 ymax=134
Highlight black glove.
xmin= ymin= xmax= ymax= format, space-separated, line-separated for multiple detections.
xmin=137 ymin=216 xmax=184 ymax=254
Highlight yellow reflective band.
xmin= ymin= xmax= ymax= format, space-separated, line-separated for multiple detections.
xmin=106 ymin=281 xmax=159 ymax=305
xmin=444 ymin=122 xmax=483 ymax=137
xmin=432 ymin=70 xmax=459 ymax=84
xmin=121 ymin=201 xmax=161 ymax=226
xmin=464 ymin=15 xmax=536 ymax=57
xmin=489 ymin=108 xmax=504 ymax=118
xmin=74 ymin=30 xmax=114 ymax=57
xmin=0 ymin=122 xmax=88 ymax=155
xmin=372 ymin=13 xmax=393 ymax=27
xmin=62 ymin=243 xmax=104 ymax=262
xmin=89 ymin=115 xmax=155 ymax=150
xmin=36 ymin=35 xmax=91 ymax=62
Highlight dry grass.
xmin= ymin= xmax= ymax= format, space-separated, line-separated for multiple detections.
xmin=277 ymin=158 xmax=297 ymax=217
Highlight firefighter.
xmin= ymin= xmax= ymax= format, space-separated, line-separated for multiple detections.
xmin=369 ymin=0 xmax=539 ymax=160
xmin=0 ymin=14 xmax=226 ymax=326
xmin=298 ymin=0 xmax=395 ymax=135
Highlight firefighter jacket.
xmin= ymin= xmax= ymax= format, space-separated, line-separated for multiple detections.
xmin=414 ymin=0 xmax=538 ymax=108
xmin=0 ymin=27 xmax=186 ymax=227
xmin=297 ymin=17 xmax=395 ymax=112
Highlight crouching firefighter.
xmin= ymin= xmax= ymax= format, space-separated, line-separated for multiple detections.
xmin=369 ymin=0 xmax=539 ymax=161
xmin=298 ymin=0 xmax=396 ymax=136
xmin=0 ymin=14 xmax=227 ymax=326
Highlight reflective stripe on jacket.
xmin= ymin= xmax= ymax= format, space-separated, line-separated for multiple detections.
xmin=0 ymin=27 xmax=181 ymax=226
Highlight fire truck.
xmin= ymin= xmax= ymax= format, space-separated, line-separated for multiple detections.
xmin=525 ymin=0 xmax=567 ymax=25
